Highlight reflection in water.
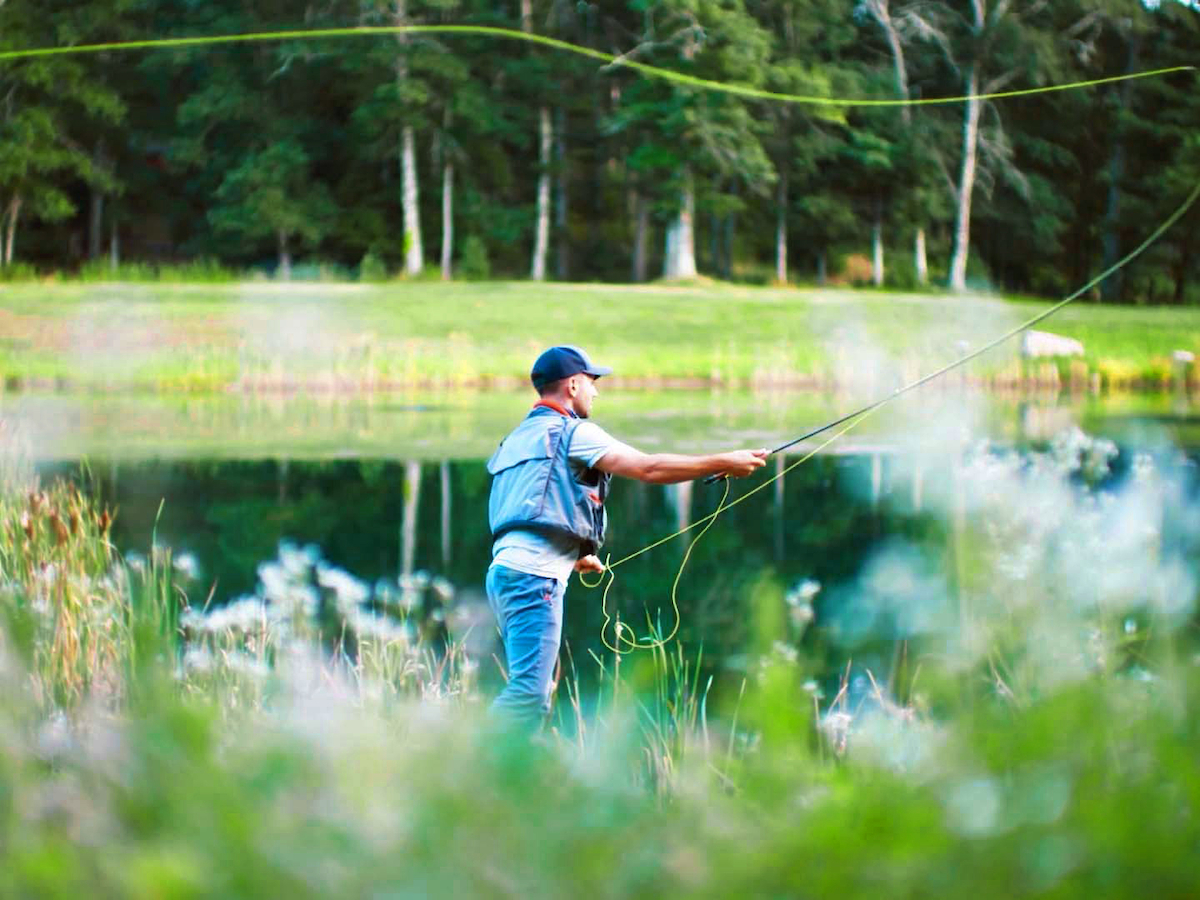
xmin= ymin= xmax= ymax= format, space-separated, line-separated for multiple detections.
xmin=42 ymin=453 xmax=909 ymax=686
xmin=440 ymin=461 xmax=452 ymax=567
xmin=8 ymin=388 xmax=1200 ymax=463
xmin=31 ymin=410 xmax=1200 ymax=698
xmin=402 ymin=460 xmax=421 ymax=577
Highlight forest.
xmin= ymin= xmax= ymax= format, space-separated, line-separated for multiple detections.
xmin=2 ymin=0 xmax=1198 ymax=301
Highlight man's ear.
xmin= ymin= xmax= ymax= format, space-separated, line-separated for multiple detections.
xmin=566 ymin=375 xmax=579 ymax=396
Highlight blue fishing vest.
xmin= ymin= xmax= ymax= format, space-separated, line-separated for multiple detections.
xmin=487 ymin=405 xmax=611 ymax=553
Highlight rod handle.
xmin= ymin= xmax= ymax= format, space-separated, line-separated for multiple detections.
xmin=702 ymin=473 xmax=727 ymax=486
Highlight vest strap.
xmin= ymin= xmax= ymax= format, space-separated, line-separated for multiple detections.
xmin=533 ymin=399 xmax=574 ymax=417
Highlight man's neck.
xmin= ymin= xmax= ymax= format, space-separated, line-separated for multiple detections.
xmin=533 ymin=398 xmax=576 ymax=418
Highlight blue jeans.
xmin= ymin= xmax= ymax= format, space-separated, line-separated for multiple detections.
xmin=485 ymin=565 xmax=566 ymax=728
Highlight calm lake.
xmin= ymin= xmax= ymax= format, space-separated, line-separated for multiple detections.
xmin=8 ymin=387 xmax=1200 ymax=694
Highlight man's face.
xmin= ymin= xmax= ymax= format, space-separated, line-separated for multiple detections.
xmin=569 ymin=374 xmax=599 ymax=418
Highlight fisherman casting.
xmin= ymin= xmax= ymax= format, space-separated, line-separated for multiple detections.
xmin=485 ymin=345 xmax=767 ymax=727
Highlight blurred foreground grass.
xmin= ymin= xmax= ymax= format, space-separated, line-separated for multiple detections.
xmin=3 ymin=281 xmax=1200 ymax=392
xmin=2 ymin=424 xmax=1200 ymax=897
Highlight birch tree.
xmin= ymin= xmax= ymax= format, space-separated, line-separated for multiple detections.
xmin=396 ymin=1 xmax=425 ymax=276
xmin=754 ymin=0 xmax=849 ymax=285
xmin=900 ymin=0 xmax=1058 ymax=291
xmin=520 ymin=0 xmax=554 ymax=280
xmin=608 ymin=0 xmax=774 ymax=281
xmin=859 ymin=0 xmax=930 ymax=283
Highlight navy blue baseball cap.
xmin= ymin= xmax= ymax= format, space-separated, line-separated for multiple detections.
xmin=531 ymin=345 xmax=613 ymax=389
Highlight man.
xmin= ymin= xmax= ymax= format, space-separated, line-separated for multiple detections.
xmin=485 ymin=345 xmax=767 ymax=727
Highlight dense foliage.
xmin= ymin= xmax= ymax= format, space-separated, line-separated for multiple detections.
xmin=1 ymin=0 xmax=1197 ymax=300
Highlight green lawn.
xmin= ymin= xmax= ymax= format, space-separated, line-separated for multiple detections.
xmin=2 ymin=281 xmax=1199 ymax=391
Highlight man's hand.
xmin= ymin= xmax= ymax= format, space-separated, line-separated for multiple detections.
xmin=574 ymin=554 xmax=605 ymax=574
xmin=720 ymin=448 xmax=769 ymax=478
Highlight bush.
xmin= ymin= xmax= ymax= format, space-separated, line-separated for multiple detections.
xmin=286 ymin=260 xmax=354 ymax=282
xmin=74 ymin=259 xmax=240 ymax=283
xmin=0 ymin=262 xmax=40 ymax=282
xmin=358 ymin=251 xmax=389 ymax=283
xmin=730 ymin=261 xmax=775 ymax=286
xmin=167 ymin=258 xmax=239 ymax=283
xmin=459 ymin=235 xmax=491 ymax=281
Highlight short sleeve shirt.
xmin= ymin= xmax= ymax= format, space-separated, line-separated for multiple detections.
xmin=490 ymin=420 xmax=632 ymax=584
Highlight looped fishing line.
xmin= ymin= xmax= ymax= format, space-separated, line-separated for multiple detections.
xmin=581 ymin=478 xmax=731 ymax=655
xmin=579 ymin=176 xmax=1200 ymax=654
xmin=0 ymin=25 xmax=1189 ymax=109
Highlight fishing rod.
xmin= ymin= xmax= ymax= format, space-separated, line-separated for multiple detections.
xmin=704 ymin=177 xmax=1200 ymax=486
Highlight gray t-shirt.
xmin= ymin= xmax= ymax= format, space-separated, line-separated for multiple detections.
xmin=490 ymin=420 xmax=631 ymax=584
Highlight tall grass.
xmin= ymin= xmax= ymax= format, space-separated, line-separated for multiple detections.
xmin=1 ymin=427 xmax=1199 ymax=895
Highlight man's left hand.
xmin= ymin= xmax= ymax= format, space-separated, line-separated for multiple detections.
xmin=574 ymin=555 xmax=605 ymax=574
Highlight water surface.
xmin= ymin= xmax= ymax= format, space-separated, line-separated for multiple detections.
xmin=16 ymin=388 xmax=1199 ymax=693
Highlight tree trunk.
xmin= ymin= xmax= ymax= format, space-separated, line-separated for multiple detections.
xmin=395 ymin=0 xmax=423 ymax=277
xmin=949 ymin=66 xmax=981 ymax=292
xmin=632 ymin=192 xmax=648 ymax=283
xmin=277 ymin=230 xmax=292 ymax=281
xmin=867 ymin=0 xmax=912 ymax=126
xmin=4 ymin=193 xmax=22 ymax=266
xmin=89 ymin=140 xmax=109 ymax=260
xmin=775 ymin=175 xmax=788 ymax=284
xmin=531 ymin=106 xmax=551 ymax=280
xmin=870 ymin=0 xmax=929 ymax=292
xmin=872 ymin=197 xmax=885 ymax=287
xmin=440 ymin=160 xmax=454 ymax=281
xmin=110 ymin=220 xmax=120 ymax=270
xmin=816 ymin=249 xmax=827 ymax=287
xmin=554 ymin=105 xmax=568 ymax=280
xmin=89 ymin=188 xmax=104 ymax=260
xmin=663 ymin=173 xmax=697 ymax=280
xmin=915 ymin=228 xmax=928 ymax=285
xmin=401 ymin=124 xmax=423 ymax=275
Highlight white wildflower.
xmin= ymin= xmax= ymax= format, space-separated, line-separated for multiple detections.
xmin=173 ymin=552 xmax=201 ymax=581
xmin=182 ymin=646 xmax=215 ymax=674
xmin=317 ymin=564 xmax=369 ymax=610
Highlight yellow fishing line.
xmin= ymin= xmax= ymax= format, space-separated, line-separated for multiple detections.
xmin=582 ymin=407 xmax=889 ymax=655
xmin=581 ymin=176 xmax=1200 ymax=655
xmin=583 ymin=477 xmax=731 ymax=654
xmin=0 ymin=25 xmax=1191 ymax=108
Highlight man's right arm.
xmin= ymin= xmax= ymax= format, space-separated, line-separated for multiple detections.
xmin=595 ymin=445 xmax=768 ymax=485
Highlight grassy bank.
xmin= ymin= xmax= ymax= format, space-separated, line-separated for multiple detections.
xmin=3 ymin=281 xmax=1200 ymax=392
xmin=2 ymin=425 xmax=1200 ymax=895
